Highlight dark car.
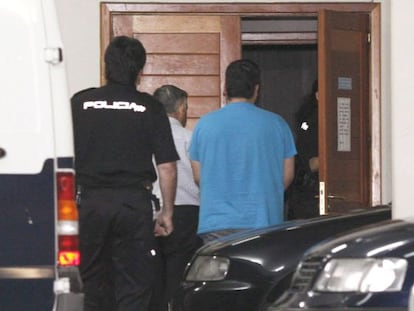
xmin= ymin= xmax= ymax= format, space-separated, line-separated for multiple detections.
xmin=172 ymin=206 xmax=391 ymax=311
xmin=270 ymin=217 xmax=414 ymax=311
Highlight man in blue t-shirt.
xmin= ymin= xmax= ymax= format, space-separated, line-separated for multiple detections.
xmin=189 ymin=59 xmax=297 ymax=243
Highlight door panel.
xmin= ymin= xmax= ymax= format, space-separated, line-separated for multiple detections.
xmin=137 ymin=33 xmax=220 ymax=53
xmin=139 ymin=76 xmax=220 ymax=96
xmin=318 ymin=10 xmax=370 ymax=214
xmin=109 ymin=14 xmax=241 ymax=129
xmin=144 ymin=55 xmax=220 ymax=75
xmin=126 ymin=15 xmax=222 ymax=32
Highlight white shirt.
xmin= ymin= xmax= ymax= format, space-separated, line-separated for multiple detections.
xmin=153 ymin=117 xmax=199 ymax=206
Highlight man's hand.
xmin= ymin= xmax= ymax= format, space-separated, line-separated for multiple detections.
xmin=154 ymin=210 xmax=174 ymax=237
xmin=156 ymin=161 xmax=176 ymax=236
xmin=309 ymin=156 xmax=319 ymax=172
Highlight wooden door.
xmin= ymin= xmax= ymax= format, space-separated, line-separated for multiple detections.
xmin=318 ymin=10 xmax=370 ymax=214
xmin=103 ymin=14 xmax=241 ymax=129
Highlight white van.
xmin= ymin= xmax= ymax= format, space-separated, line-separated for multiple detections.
xmin=0 ymin=0 xmax=83 ymax=310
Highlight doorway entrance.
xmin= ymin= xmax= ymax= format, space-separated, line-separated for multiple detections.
xmin=100 ymin=2 xmax=381 ymax=213
xmin=241 ymin=16 xmax=318 ymax=135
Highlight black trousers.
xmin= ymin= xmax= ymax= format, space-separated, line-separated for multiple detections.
xmin=150 ymin=205 xmax=202 ymax=311
xmin=78 ymin=187 xmax=156 ymax=311
xmin=287 ymin=186 xmax=319 ymax=220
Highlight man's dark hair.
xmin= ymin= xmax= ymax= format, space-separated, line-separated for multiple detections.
xmin=153 ymin=85 xmax=188 ymax=114
xmin=296 ymin=79 xmax=318 ymax=126
xmin=104 ymin=36 xmax=146 ymax=85
xmin=225 ymin=59 xmax=261 ymax=99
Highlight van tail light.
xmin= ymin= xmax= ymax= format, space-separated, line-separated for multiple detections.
xmin=57 ymin=172 xmax=80 ymax=266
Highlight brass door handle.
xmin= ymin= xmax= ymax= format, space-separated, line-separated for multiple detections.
xmin=327 ymin=195 xmax=345 ymax=200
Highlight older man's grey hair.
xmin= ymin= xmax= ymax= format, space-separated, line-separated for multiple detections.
xmin=153 ymin=85 xmax=188 ymax=114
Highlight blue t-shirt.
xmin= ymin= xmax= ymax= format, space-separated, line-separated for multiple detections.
xmin=189 ymin=102 xmax=297 ymax=234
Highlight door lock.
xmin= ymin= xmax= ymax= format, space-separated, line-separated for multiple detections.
xmin=0 ymin=148 xmax=6 ymax=159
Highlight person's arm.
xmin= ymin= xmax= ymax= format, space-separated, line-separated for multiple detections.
xmin=190 ymin=160 xmax=200 ymax=186
xmin=309 ymin=156 xmax=319 ymax=172
xmin=155 ymin=161 xmax=177 ymax=236
xmin=283 ymin=156 xmax=295 ymax=189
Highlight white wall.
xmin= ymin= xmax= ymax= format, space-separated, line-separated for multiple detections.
xmin=391 ymin=0 xmax=414 ymax=218
xmin=56 ymin=0 xmax=413 ymax=217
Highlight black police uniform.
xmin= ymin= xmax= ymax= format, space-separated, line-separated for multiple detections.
xmin=288 ymin=105 xmax=319 ymax=219
xmin=71 ymin=82 xmax=179 ymax=311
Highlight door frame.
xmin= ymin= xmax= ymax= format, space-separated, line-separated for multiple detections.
xmin=101 ymin=2 xmax=381 ymax=206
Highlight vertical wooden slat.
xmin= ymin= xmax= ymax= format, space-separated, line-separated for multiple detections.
xmin=220 ymin=16 xmax=242 ymax=106
xmin=100 ymin=3 xmax=112 ymax=85
xmin=370 ymin=5 xmax=382 ymax=205
xmin=113 ymin=15 xmax=134 ymax=37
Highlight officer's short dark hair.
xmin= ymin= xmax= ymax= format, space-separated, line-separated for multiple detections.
xmin=225 ymin=59 xmax=260 ymax=99
xmin=153 ymin=85 xmax=188 ymax=114
xmin=104 ymin=36 xmax=146 ymax=85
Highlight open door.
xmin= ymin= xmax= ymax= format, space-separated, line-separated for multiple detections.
xmin=102 ymin=12 xmax=241 ymax=128
xmin=318 ymin=10 xmax=370 ymax=214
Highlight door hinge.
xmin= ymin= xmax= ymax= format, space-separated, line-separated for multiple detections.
xmin=367 ymin=32 xmax=371 ymax=44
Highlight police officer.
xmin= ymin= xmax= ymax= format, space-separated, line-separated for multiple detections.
xmin=288 ymin=79 xmax=319 ymax=219
xmin=71 ymin=36 xmax=179 ymax=311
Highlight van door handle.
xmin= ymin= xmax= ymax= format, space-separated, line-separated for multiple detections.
xmin=0 ymin=148 xmax=6 ymax=159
